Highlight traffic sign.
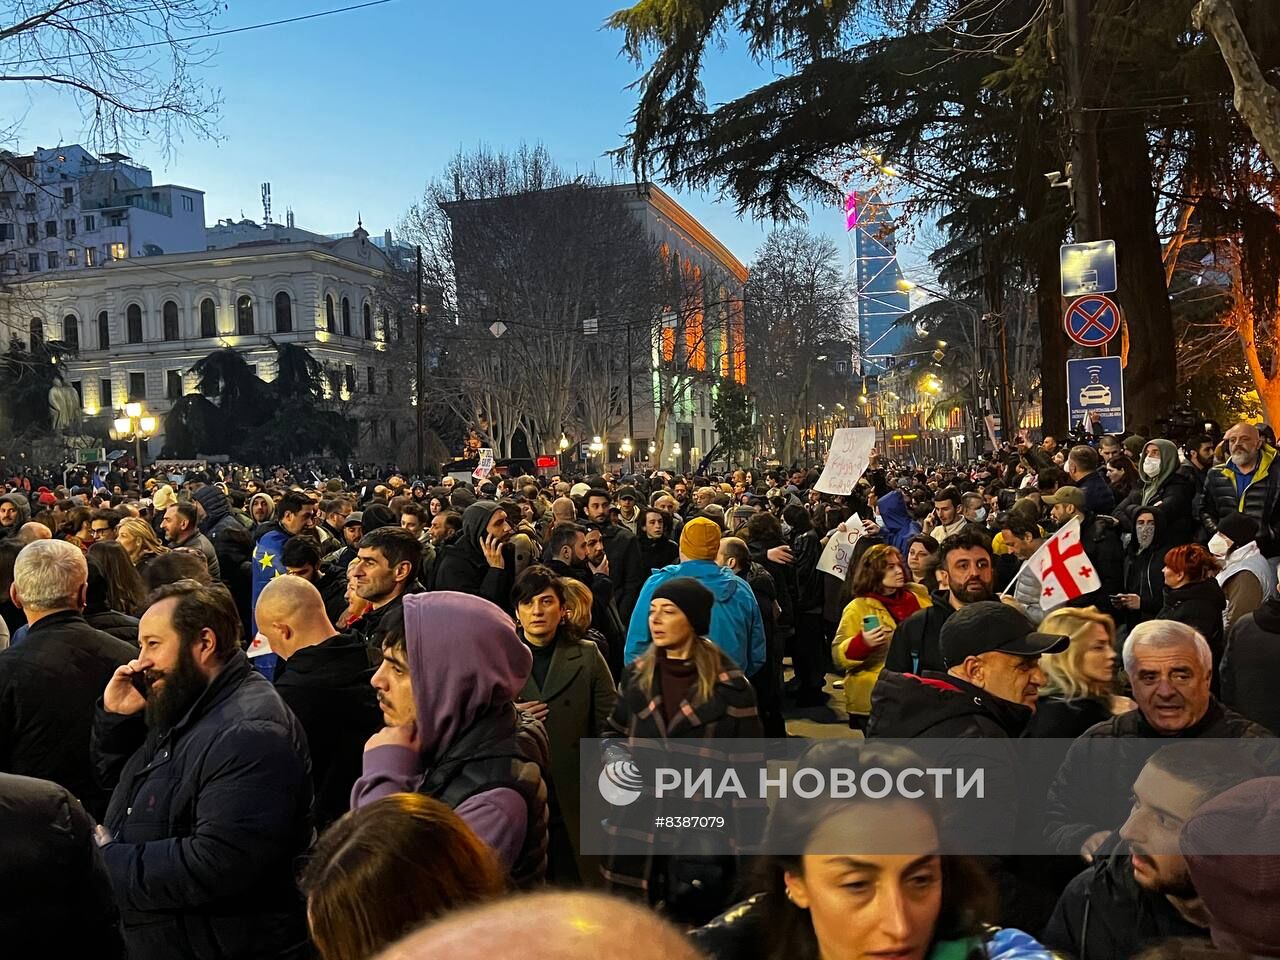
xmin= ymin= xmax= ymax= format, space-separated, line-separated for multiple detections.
xmin=1067 ymin=357 xmax=1124 ymax=433
xmin=1060 ymin=240 xmax=1116 ymax=297
xmin=1064 ymin=294 xmax=1120 ymax=347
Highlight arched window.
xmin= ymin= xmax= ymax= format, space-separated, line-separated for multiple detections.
xmin=126 ymin=304 xmax=142 ymax=344
xmin=63 ymin=314 xmax=79 ymax=351
xmin=326 ymin=295 xmax=336 ymax=334
xmin=236 ymin=295 xmax=254 ymax=335
xmin=341 ymin=297 xmax=351 ymax=337
xmin=362 ymin=302 xmax=372 ymax=340
xmin=97 ymin=310 xmax=109 ymax=350
xmin=29 ymin=317 xmax=43 ymax=349
xmin=199 ymin=298 xmax=216 ymax=338
xmin=162 ymin=300 xmax=179 ymax=341
xmin=274 ymin=291 xmax=292 ymax=333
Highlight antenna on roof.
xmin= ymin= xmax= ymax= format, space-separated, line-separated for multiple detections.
xmin=286 ymin=207 xmax=294 ymax=229
xmin=261 ymin=182 xmax=272 ymax=224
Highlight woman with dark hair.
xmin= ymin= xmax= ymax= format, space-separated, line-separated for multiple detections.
xmin=301 ymin=793 xmax=506 ymax=960
xmin=637 ymin=505 xmax=679 ymax=572
xmin=833 ymin=545 xmax=931 ymax=731
xmin=782 ymin=504 xmax=827 ymax=707
xmin=1105 ymin=455 xmax=1141 ymax=503
xmin=603 ymin=577 xmax=761 ymax=924
xmin=1158 ymin=542 xmax=1227 ymax=677
xmin=905 ymin=534 xmax=940 ymax=593
xmin=84 ymin=542 xmax=145 ymax=645
xmin=692 ymin=743 xmax=1052 ymax=960
xmin=511 ymin=565 xmax=617 ymax=882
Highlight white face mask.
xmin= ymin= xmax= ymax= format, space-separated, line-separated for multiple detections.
xmin=972 ymin=506 xmax=987 ymax=523
xmin=1142 ymin=457 xmax=1162 ymax=479
xmin=1208 ymin=532 xmax=1232 ymax=558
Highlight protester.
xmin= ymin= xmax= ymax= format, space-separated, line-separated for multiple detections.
xmin=1117 ymin=438 xmax=1199 ymax=547
xmin=93 ymin=580 xmax=312 ymax=960
xmin=1044 ymin=744 xmax=1263 ymax=960
xmin=160 ymin=501 xmax=221 ymax=579
xmin=0 ymin=539 xmax=136 ymax=817
xmin=347 ymin=526 xmax=426 ymax=650
xmin=350 ymin=591 xmax=549 ymax=885
xmin=904 ymin=533 xmax=940 ymax=590
xmin=257 ymin=575 xmax=381 ymax=828
xmin=624 ymin=517 xmax=766 ymax=682
xmin=116 ymin=516 xmax=168 ymax=577
xmin=512 ymin=565 xmax=616 ymax=880
xmin=833 ymin=544 xmax=931 ymax=731
xmin=603 ymin=577 xmax=762 ymax=923
xmin=301 ymin=793 xmax=506 ymax=960
xmin=583 ymin=488 xmax=646 ymax=620
xmin=1106 ymin=454 xmax=1142 ymax=502
xmin=1064 ymin=444 xmax=1117 ymax=516
xmin=637 ymin=505 xmax=679 ymax=572
xmin=1045 ymin=619 xmax=1271 ymax=860
xmin=1114 ymin=506 xmax=1169 ymax=636
xmin=1210 ymin=510 xmax=1275 ymax=629
xmin=1042 ymin=485 xmax=1124 ymax=613
xmin=886 ymin=531 xmax=995 ymax=675
xmin=1157 ymin=543 xmax=1227 ymax=673
xmin=0 ymin=772 xmax=125 ymax=958
xmin=1203 ymin=421 xmax=1280 ymax=553
xmin=84 ymin=541 xmax=145 ymax=643
xmin=1024 ymin=606 xmax=1131 ymax=737
xmin=431 ymin=501 xmax=516 ymax=613
xmin=782 ymin=504 xmax=827 ymax=707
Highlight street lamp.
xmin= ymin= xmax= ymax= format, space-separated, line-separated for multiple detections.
xmin=620 ymin=436 xmax=633 ymax=472
xmin=589 ymin=435 xmax=604 ymax=473
xmin=557 ymin=432 xmax=570 ymax=475
xmin=111 ymin=403 xmax=155 ymax=492
xmin=671 ymin=441 xmax=682 ymax=469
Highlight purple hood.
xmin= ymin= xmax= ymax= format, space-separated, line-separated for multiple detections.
xmin=403 ymin=591 xmax=532 ymax=762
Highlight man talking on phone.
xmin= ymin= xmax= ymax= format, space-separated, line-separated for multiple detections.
xmin=92 ymin=580 xmax=312 ymax=960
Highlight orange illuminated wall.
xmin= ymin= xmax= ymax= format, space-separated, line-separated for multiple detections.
xmin=729 ymin=297 xmax=746 ymax=384
xmin=682 ymin=260 xmax=706 ymax=371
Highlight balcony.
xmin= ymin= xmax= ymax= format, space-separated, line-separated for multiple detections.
xmin=83 ymin=192 xmax=171 ymax=217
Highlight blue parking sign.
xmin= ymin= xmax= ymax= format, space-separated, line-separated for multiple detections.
xmin=1067 ymin=357 xmax=1125 ymax=434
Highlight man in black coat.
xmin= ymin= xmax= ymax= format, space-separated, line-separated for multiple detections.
xmin=1045 ymin=619 xmax=1271 ymax=860
xmin=583 ymin=488 xmax=645 ymax=622
xmin=1042 ymin=486 xmax=1124 ymax=616
xmin=431 ymin=501 xmax=515 ymax=613
xmin=257 ymin=575 xmax=380 ymax=828
xmin=0 ymin=772 xmax=125 ymax=957
xmin=1041 ymin=744 xmax=1262 ymax=960
xmin=1222 ymin=593 xmax=1280 ymax=733
xmin=885 ymin=530 xmax=995 ymax=675
xmin=0 ymin=539 xmax=135 ymax=818
xmin=93 ymin=580 xmax=312 ymax=960
xmin=348 ymin=525 xmax=426 ymax=652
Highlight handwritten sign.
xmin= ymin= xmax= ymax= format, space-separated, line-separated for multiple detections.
xmin=815 ymin=427 xmax=877 ymax=495
xmin=817 ymin=529 xmax=860 ymax=581
xmin=473 ymin=447 xmax=495 ymax=480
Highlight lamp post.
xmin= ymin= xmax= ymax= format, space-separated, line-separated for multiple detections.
xmin=112 ymin=402 xmax=156 ymax=493
xmin=671 ymin=441 xmax=682 ymax=472
xmin=557 ymin=432 xmax=570 ymax=478
xmin=620 ymin=436 xmax=633 ymax=473
xmin=589 ymin=435 xmax=604 ymax=475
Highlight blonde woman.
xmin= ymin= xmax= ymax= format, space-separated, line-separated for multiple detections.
xmin=337 ymin=557 xmax=372 ymax=630
xmin=115 ymin=517 xmax=169 ymax=578
xmin=1024 ymin=606 xmax=1134 ymax=737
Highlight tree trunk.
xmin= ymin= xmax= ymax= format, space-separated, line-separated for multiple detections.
xmin=652 ymin=399 xmax=670 ymax=465
xmin=1037 ymin=245 xmax=1069 ymax=436
xmin=1195 ymin=0 xmax=1280 ymax=173
xmin=1235 ymin=302 xmax=1280 ymax=426
xmin=1099 ymin=118 xmax=1177 ymax=433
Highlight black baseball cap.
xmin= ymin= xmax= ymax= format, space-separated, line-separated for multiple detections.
xmin=940 ymin=601 xmax=1069 ymax=667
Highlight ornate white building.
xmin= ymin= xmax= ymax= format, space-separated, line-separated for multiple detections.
xmin=0 ymin=223 xmax=408 ymax=457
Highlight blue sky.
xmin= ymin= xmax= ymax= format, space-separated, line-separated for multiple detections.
xmin=9 ymin=0 xmax=929 ymax=275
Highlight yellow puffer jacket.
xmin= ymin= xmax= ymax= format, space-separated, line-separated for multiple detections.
xmin=832 ymin=583 xmax=932 ymax=718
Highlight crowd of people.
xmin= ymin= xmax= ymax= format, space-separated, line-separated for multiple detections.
xmin=2 ymin=419 xmax=1280 ymax=959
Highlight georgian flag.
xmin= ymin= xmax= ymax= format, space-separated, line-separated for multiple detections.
xmin=1036 ymin=516 xmax=1102 ymax=612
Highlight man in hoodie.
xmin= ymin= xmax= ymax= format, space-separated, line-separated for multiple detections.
xmin=351 ymin=591 xmax=548 ymax=885
xmin=432 ymin=501 xmax=516 ymax=613
xmin=624 ymin=517 xmax=766 ymax=679
xmin=249 ymin=490 xmax=317 ymax=677
xmin=192 ymin=484 xmax=245 ymax=574
xmin=257 ymin=576 xmax=380 ymax=828
xmin=247 ymin=492 xmax=275 ymax=529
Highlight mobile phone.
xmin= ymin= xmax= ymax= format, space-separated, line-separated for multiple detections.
xmin=861 ymin=614 xmax=881 ymax=634
xmin=130 ymin=670 xmax=149 ymax=699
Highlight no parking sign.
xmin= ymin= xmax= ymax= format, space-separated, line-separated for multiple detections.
xmin=1064 ymin=295 xmax=1121 ymax=348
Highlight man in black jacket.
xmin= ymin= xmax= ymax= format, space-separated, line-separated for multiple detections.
xmin=348 ymin=526 xmax=426 ymax=652
xmin=431 ymin=501 xmax=515 ymax=613
xmin=869 ymin=601 xmax=1068 ymax=739
xmin=544 ymin=521 xmax=623 ymax=675
xmin=1045 ymin=618 xmax=1271 ymax=860
xmin=1042 ymin=744 xmax=1262 ymax=960
xmin=885 ymin=530 xmax=995 ymax=676
xmin=93 ymin=580 xmax=312 ymax=960
xmin=583 ymin=489 xmax=645 ymax=622
xmin=0 ymin=539 xmax=135 ymax=818
xmin=1042 ymin=486 xmax=1124 ymax=615
xmin=257 ymin=575 xmax=380 ymax=828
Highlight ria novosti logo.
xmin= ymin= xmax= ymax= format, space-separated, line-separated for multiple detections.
xmin=598 ymin=760 xmax=645 ymax=806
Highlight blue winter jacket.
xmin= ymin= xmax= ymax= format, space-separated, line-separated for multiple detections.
xmin=623 ymin=559 xmax=766 ymax=677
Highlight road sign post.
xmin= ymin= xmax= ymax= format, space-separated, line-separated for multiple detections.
xmin=1063 ymin=294 xmax=1121 ymax=348
xmin=1067 ymin=357 xmax=1124 ymax=434
xmin=1060 ymin=240 xmax=1117 ymax=298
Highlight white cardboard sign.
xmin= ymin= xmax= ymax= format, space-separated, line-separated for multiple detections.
xmin=814 ymin=427 xmax=877 ymax=495
xmin=817 ymin=528 xmax=861 ymax=580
